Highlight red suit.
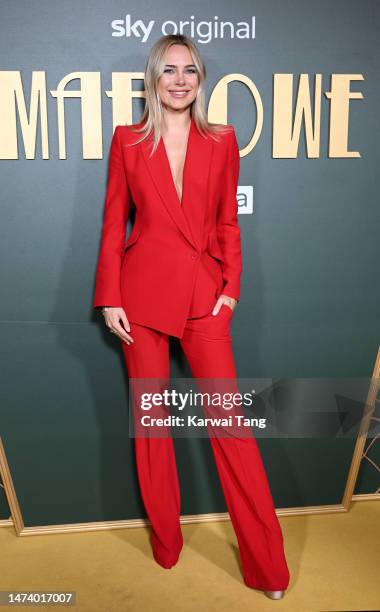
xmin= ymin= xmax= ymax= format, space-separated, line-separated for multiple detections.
xmin=93 ymin=118 xmax=290 ymax=590
xmin=93 ymin=118 xmax=241 ymax=337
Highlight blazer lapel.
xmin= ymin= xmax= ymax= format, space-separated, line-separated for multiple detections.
xmin=140 ymin=118 xmax=213 ymax=252
xmin=182 ymin=120 xmax=213 ymax=251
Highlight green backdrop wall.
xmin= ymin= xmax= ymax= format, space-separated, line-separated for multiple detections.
xmin=0 ymin=0 xmax=379 ymax=527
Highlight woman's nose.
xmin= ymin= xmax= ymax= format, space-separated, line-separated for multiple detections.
xmin=175 ymin=72 xmax=185 ymax=84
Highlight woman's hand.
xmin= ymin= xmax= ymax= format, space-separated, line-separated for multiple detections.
xmin=212 ymin=295 xmax=237 ymax=316
xmin=101 ymin=307 xmax=134 ymax=344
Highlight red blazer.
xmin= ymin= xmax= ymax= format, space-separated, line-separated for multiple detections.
xmin=93 ymin=117 xmax=242 ymax=338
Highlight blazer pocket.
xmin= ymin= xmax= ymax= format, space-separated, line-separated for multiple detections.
xmin=124 ymin=228 xmax=141 ymax=250
xmin=207 ymin=233 xmax=224 ymax=263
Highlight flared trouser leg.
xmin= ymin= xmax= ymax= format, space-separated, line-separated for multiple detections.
xmin=122 ymin=304 xmax=290 ymax=589
xmin=121 ymin=324 xmax=183 ymax=568
xmin=178 ymin=304 xmax=290 ymax=590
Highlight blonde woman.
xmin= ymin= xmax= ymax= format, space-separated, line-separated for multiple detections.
xmin=93 ymin=34 xmax=290 ymax=599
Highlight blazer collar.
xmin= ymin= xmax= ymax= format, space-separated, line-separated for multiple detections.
xmin=140 ymin=117 xmax=213 ymax=251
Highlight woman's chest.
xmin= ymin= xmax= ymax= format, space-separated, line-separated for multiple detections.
xmin=122 ymin=139 xmax=226 ymax=206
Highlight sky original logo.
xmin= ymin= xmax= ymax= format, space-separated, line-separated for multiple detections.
xmin=111 ymin=14 xmax=256 ymax=44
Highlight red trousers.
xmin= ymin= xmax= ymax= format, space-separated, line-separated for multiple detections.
xmin=121 ymin=303 xmax=290 ymax=590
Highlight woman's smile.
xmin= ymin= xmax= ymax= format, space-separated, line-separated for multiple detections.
xmin=168 ymin=90 xmax=190 ymax=98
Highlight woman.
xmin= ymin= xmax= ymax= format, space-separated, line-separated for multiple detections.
xmin=93 ymin=34 xmax=290 ymax=599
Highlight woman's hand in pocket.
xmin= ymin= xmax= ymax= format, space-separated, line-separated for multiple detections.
xmin=212 ymin=295 xmax=237 ymax=316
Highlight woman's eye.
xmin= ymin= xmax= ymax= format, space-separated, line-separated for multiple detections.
xmin=163 ymin=68 xmax=197 ymax=74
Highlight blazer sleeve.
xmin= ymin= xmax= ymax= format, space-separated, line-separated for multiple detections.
xmin=216 ymin=127 xmax=242 ymax=302
xmin=92 ymin=126 xmax=130 ymax=309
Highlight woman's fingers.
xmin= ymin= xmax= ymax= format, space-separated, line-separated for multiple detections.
xmin=212 ymin=295 xmax=237 ymax=316
xmin=111 ymin=319 xmax=134 ymax=344
xmin=119 ymin=310 xmax=131 ymax=333
xmin=212 ymin=300 xmax=223 ymax=315
xmin=103 ymin=308 xmax=134 ymax=344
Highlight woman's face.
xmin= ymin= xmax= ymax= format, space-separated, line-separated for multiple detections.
xmin=157 ymin=44 xmax=199 ymax=113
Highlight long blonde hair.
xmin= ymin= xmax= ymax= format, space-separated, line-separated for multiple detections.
xmin=129 ymin=34 xmax=229 ymax=154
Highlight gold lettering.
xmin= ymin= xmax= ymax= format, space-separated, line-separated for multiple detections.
xmin=208 ymin=73 xmax=263 ymax=156
xmin=0 ymin=71 xmax=48 ymax=159
xmin=106 ymin=72 xmax=145 ymax=130
xmin=273 ymin=74 xmax=322 ymax=158
xmin=325 ymin=74 xmax=364 ymax=158
xmin=51 ymin=72 xmax=102 ymax=159
xmin=0 ymin=71 xmax=364 ymax=159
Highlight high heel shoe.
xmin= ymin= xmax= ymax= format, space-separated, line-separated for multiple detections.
xmin=264 ymin=590 xmax=286 ymax=600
